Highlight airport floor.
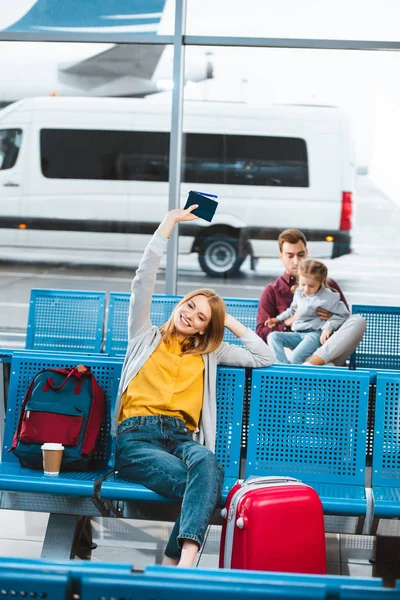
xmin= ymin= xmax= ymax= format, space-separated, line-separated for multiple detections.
xmin=1 ymin=510 xmax=400 ymax=586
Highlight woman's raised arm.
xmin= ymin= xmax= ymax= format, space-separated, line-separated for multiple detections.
xmin=128 ymin=206 xmax=198 ymax=341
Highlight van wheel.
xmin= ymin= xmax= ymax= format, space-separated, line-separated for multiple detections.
xmin=198 ymin=237 xmax=245 ymax=278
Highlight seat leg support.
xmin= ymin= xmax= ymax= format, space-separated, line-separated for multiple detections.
xmin=41 ymin=513 xmax=96 ymax=560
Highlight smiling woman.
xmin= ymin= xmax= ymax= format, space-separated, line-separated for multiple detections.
xmin=165 ymin=289 xmax=226 ymax=353
xmin=113 ymin=205 xmax=275 ymax=568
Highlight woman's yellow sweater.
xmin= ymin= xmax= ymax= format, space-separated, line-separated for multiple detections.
xmin=118 ymin=336 xmax=204 ymax=431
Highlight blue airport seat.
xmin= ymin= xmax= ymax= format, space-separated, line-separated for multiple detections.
xmin=80 ymin=574 xmax=327 ymax=600
xmin=371 ymin=371 xmax=400 ymax=518
xmin=0 ymin=569 xmax=69 ymax=600
xmin=0 ymin=348 xmax=14 ymax=361
xmin=145 ymin=565 xmax=383 ymax=594
xmin=26 ymin=288 xmax=106 ymax=353
xmin=0 ymin=557 xmax=132 ymax=586
xmin=0 ymin=351 xmax=122 ymax=499
xmin=222 ymin=297 xmax=259 ymax=345
xmin=100 ymin=366 xmax=245 ymax=503
xmin=350 ymin=305 xmax=400 ymax=370
xmin=245 ymin=366 xmax=370 ymax=515
xmin=105 ymin=293 xmax=259 ymax=356
xmin=340 ymin=587 xmax=400 ymax=599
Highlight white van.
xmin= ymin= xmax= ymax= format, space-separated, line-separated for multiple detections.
xmin=0 ymin=97 xmax=355 ymax=277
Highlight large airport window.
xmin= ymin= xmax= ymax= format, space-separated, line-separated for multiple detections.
xmin=0 ymin=129 xmax=22 ymax=170
xmin=184 ymin=133 xmax=309 ymax=187
xmin=40 ymin=129 xmax=170 ymax=181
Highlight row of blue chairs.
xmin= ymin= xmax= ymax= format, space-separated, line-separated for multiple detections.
xmin=25 ymin=289 xmax=260 ymax=353
xmin=1 ymin=352 xmax=400 ymax=527
xmin=24 ymin=288 xmax=400 ymax=369
xmin=0 ymin=558 xmax=398 ymax=600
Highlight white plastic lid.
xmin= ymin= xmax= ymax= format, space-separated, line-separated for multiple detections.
xmin=41 ymin=443 xmax=64 ymax=450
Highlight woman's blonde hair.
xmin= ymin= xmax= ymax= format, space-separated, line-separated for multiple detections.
xmin=292 ymin=259 xmax=337 ymax=293
xmin=161 ymin=289 xmax=226 ymax=355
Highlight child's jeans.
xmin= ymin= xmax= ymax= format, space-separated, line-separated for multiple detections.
xmin=268 ymin=330 xmax=321 ymax=364
xmin=116 ymin=415 xmax=224 ymax=560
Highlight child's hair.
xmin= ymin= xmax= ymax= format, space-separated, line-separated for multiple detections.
xmin=161 ymin=289 xmax=226 ymax=355
xmin=291 ymin=259 xmax=338 ymax=294
xmin=299 ymin=259 xmax=327 ymax=285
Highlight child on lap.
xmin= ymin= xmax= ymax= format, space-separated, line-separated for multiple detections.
xmin=266 ymin=259 xmax=350 ymax=364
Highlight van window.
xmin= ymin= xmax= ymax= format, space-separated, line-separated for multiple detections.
xmin=40 ymin=129 xmax=170 ymax=181
xmin=40 ymin=128 xmax=308 ymax=187
xmin=184 ymin=133 xmax=309 ymax=187
xmin=0 ymin=129 xmax=22 ymax=170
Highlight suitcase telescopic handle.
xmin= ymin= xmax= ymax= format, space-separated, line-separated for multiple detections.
xmin=244 ymin=476 xmax=299 ymax=486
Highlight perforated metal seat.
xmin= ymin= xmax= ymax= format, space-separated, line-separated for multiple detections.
xmin=222 ymin=297 xmax=259 ymax=345
xmin=350 ymin=305 xmax=400 ymax=370
xmin=26 ymin=289 xmax=106 ymax=353
xmin=145 ymin=565 xmax=384 ymax=594
xmin=0 ymin=569 xmax=69 ymax=600
xmin=99 ymin=366 xmax=245 ymax=503
xmin=0 ymin=560 xmax=391 ymax=600
xmin=0 ymin=352 xmax=121 ymax=500
xmin=80 ymin=574 xmax=328 ymax=600
xmin=372 ymin=371 xmax=400 ymax=518
xmin=245 ymin=366 xmax=370 ymax=516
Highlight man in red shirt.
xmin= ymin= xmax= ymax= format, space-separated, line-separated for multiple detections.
xmin=256 ymin=229 xmax=366 ymax=366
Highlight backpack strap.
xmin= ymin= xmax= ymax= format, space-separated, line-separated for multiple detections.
xmin=81 ymin=372 xmax=105 ymax=456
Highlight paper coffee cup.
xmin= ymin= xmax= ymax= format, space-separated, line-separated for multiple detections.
xmin=41 ymin=443 xmax=64 ymax=476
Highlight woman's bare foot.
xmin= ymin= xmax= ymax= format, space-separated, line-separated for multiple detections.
xmin=177 ymin=540 xmax=199 ymax=568
xmin=162 ymin=555 xmax=179 ymax=566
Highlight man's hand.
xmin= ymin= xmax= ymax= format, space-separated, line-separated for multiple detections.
xmin=320 ymin=329 xmax=331 ymax=344
xmin=316 ymin=307 xmax=333 ymax=321
xmin=265 ymin=317 xmax=280 ymax=329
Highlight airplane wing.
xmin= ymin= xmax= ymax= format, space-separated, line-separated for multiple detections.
xmin=59 ymin=44 xmax=165 ymax=81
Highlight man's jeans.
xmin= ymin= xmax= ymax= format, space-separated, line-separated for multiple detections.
xmin=314 ymin=314 xmax=366 ymax=366
xmin=268 ymin=330 xmax=321 ymax=364
xmin=116 ymin=415 xmax=224 ymax=560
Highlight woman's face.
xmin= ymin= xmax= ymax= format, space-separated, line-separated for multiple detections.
xmin=173 ymin=294 xmax=212 ymax=337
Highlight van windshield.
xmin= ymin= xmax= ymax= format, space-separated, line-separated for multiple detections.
xmin=0 ymin=129 xmax=22 ymax=170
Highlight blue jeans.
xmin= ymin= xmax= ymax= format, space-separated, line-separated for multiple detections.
xmin=115 ymin=415 xmax=224 ymax=560
xmin=268 ymin=330 xmax=321 ymax=364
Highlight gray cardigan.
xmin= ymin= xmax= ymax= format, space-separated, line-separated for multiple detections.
xmin=112 ymin=230 xmax=275 ymax=451
xmin=277 ymin=286 xmax=350 ymax=333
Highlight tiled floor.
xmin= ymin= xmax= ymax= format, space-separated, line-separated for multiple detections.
xmin=1 ymin=509 xmax=400 ymax=586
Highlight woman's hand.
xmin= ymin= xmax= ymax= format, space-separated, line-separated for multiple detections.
xmin=170 ymin=206 xmax=199 ymax=223
xmin=265 ymin=317 xmax=280 ymax=328
xmin=157 ymin=206 xmax=199 ymax=239
xmin=320 ymin=329 xmax=331 ymax=344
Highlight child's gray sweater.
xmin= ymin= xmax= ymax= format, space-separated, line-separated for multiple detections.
xmin=277 ymin=286 xmax=350 ymax=333
xmin=112 ymin=230 xmax=275 ymax=451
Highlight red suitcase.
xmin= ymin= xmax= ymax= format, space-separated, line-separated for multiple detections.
xmin=219 ymin=476 xmax=326 ymax=574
